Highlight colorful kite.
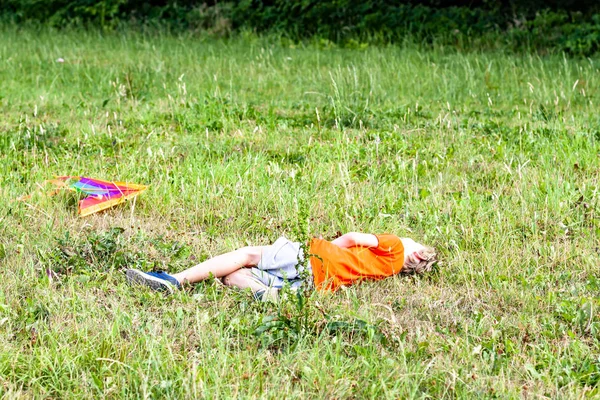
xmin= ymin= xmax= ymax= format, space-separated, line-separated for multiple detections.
xmin=48 ymin=176 xmax=147 ymax=217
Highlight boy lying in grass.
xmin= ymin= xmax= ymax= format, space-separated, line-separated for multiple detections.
xmin=126 ymin=233 xmax=437 ymax=299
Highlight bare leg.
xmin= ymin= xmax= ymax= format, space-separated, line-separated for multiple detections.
xmin=172 ymin=246 xmax=269 ymax=285
xmin=223 ymin=269 xmax=268 ymax=293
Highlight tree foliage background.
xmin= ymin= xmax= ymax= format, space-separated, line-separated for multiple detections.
xmin=1 ymin=0 xmax=599 ymax=55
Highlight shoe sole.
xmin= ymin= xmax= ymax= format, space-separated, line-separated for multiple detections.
xmin=125 ymin=269 xmax=174 ymax=294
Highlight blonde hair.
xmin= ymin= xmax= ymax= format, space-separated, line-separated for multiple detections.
xmin=402 ymin=246 xmax=437 ymax=274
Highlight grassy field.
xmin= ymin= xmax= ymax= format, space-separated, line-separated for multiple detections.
xmin=1 ymin=27 xmax=600 ymax=398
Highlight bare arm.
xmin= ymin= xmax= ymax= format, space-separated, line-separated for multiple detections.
xmin=330 ymin=232 xmax=379 ymax=249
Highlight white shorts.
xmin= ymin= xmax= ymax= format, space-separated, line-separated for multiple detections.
xmin=248 ymin=236 xmax=311 ymax=289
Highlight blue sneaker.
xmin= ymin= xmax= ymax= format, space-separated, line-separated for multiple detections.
xmin=126 ymin=269 xmax=181 ymax=294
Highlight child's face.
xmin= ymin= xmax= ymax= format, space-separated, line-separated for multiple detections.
xmin=401 ymin=238 xmax=426 ymax=265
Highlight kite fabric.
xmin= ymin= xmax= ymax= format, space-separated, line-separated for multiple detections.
xmin=49 ymin=176 xmax=147 ymax=217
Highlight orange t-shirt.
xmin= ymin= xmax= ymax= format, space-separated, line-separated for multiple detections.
xmin=308 ymin=234 xmax=405 ymax=291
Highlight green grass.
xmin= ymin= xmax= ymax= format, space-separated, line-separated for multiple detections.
xmin=1 ymin=26 xmax=600 ymax=398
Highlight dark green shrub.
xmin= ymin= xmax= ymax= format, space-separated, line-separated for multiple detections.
xmin=1 ymin=0 xmax=599 ymax=55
